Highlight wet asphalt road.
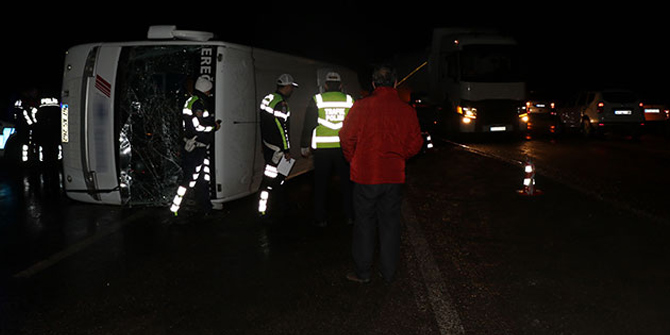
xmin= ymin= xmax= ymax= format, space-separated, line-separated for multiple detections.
xmin=2 ymin=133 xmax=670 ymax=334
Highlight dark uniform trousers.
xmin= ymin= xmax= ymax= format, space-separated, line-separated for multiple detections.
xmin=257 ymin=146 xmax=288 ymax=216
xmin=313 ymin=148 xmax=353 ymax=222
xmin=178 ymin=146 xmax=212 ymax=212
xmin=351 ymin=183 xmax=403 ymax=281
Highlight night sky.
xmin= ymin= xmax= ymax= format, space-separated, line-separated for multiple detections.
xmin=4 ymin=2 xmax=669 ymax=109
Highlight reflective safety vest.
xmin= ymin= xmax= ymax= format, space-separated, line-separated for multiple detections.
xmin=311 ymin=92 xmax=353 ymax=149
xmin=183 ymin=95 xmax=215 ymax=134
xmin=14 ymin=100 xmax=37 ymax=126
xmin=260 ymin=93 xmax=291 ymax=151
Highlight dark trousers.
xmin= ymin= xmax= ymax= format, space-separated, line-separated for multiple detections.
xmin=177 ymin=147 xmax=211 ymax=212
xmin=352 ymin=183 xmax=403 ymax=281
xmin=258 ymin=165 xmax=287 ymax=215
xmin=313 ymin=148 xmax=353 ymax=222
xmin=257 ymin=147 xmax=287 ymax=216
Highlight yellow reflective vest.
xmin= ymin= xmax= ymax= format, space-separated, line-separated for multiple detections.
xmin=311 ymin=91 xmax=354 ymax=149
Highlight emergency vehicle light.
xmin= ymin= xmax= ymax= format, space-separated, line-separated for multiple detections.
xmin=1 ymin=127 xmax=15 ymax=149
xmin=147 ymin=25 xmax=214 ymax=42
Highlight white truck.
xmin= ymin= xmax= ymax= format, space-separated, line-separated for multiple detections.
xmin=396 ymin=28 xmax=527 ymax=136
xmin=60 ymin=25 xmax=361 ymax=207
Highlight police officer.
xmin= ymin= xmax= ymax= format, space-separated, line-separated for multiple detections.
xmin=12 ymin=90 xmax=39 ymax=165
xmin=34 ymin=97 xmax=63 ymax=190
xmin=257 ymin=74 xmax=298 ymax=219
xmin=170 ymin=76 xmax=221 ymax=217
xmin=301 ymin=72 xmax=354 ymax=227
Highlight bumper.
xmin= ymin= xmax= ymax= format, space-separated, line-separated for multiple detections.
xmin=594 ymin=122 xmax=645 ymax=134
xmin=455 ymin=99 xmax=525 ymax=133
xmin=458 ymin=117 xmax=525 ymax=133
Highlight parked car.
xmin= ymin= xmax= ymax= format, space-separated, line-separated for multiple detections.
xmin=521 ymin=97 xmax=561 ymax=136
xmin=641 ymin=103 xmax=668 ymax=122
xmin=638 ymin=103 xmax=669 ymax=135
xmin=558 ymin=90 xmax=645 ymax=138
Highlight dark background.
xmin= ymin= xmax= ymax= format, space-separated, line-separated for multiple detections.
xmin=3 ymin=2 xmax=668 ymax=110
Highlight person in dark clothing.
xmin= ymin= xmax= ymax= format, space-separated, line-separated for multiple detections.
xmin=339 ymin=66 xmax=424 ymax=283
xmin=257 ymin=74 xmax=298 ymax=219
xmin=169 ymin=76 xmax=220 ymax=217
xmin=300 ymin=71 xmax=354 ymax=227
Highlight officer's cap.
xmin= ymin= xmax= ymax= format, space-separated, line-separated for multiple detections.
xmin=325 ymin=72 xmax=341 ymax=82
xmin=195 ymin=76 xmax=213 ymax=93
xmin=277 ymin=74 xmax=299 ymax=87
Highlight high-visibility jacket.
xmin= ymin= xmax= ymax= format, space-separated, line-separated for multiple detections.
xmin=260 ymin=92 xmax=291 ymax=154
xmin=170 ymin=93 xmax=216 ymax=215
xmin=14 ymin=100 xmax=37 ymax=126
xmin=183 ymin=93 xmax=216 ymax=146
xmin=311 ymin=92 xmax=353 ymax=149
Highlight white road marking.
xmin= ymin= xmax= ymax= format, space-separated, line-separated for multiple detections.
xmin=403 ymin=199 xmax=465 ymax=335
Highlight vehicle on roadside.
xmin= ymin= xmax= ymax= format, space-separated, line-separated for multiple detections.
xmin=558 ymin=89 xmax=645 ymax=138
xmin=640 ymin=102 xmax=669 ymax=134
xmin=60 ymin=25 xmax=361 ymax=207
xmin=642 ymin=103 xmax=669 ymax=122
xmin=520 ymin=94 xmax=561 ymax=136
xmin=394 ymin=28 xmax=526 ymax=138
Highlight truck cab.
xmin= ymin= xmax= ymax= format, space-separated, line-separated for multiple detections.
xmin=429 ymin=28 xmax=527 ymax=136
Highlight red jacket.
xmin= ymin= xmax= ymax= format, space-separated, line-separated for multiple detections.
xmin=339 ymin=86 xmax=424 ymax=184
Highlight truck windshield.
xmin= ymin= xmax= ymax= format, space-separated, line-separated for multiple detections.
xmin=115 ymin=45 xmax=214 ymax=206
xmin=460 ymin=45 xmax=522 ymax=83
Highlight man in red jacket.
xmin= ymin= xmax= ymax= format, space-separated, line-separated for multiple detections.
xmin=339 ymin=65 xmax=424 ymax=283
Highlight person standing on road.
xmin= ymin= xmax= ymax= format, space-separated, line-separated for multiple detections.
xmin=300 ymin=71 xmax=355 ymax=227
xmin=169 ymin=76 xmax=221 ymax=217
xmin=257 ymin=74 xmax=298 ymax=219
xmin=339 ymin=65 xmax=424 ymax=283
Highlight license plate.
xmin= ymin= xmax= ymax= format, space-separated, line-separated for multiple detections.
xmin=490 ymin=126 xmax=507 ymax=132
xmin=614 ymin=110 xmax=632 ymax=115
xmin=61 ymin=104 xmax=69 ymax=143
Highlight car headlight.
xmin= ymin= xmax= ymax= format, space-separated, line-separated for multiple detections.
xmin=457 ymin=106 xmax=477 ymax=119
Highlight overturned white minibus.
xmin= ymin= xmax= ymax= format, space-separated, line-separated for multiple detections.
xmin=60 ymin=25 xmax=361 ymax=207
